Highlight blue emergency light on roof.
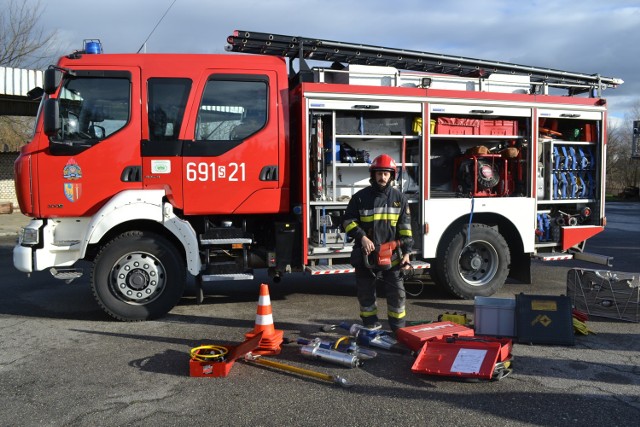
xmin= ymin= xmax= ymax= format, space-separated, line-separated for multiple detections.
xmin=83 ymin=39 xmax=103 ymax=54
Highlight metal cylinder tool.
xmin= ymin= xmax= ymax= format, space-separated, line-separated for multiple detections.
xmin=297 ymin=337 xmax=376 ymax=367
xmin=300 ymin=343 xmax=361 ymax=368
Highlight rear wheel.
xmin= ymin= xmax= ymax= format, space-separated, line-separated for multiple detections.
xmin=91 ymin=231 xmax=186 ymax=321
xmin=435 ymin=224 xmax=510 ymax=299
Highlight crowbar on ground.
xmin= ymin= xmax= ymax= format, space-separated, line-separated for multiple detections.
xmin=243 ymin=353 xmax=353 ymax=388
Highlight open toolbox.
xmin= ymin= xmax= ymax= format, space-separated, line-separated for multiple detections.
xmin=411 ymin=336 xmax=513 ymax=381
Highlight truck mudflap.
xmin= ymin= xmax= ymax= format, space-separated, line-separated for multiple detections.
xmin=306 ymin=260 xmax=430 ymax=275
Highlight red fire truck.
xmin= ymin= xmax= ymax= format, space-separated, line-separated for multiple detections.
xmin=13 ymin=31 xmax=622 ymax=320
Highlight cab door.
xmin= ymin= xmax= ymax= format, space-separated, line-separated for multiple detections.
xmin=181 ymin=71 xmax=282 ymax=215
xmin=37 ymin=67 xmax=142 ymax=217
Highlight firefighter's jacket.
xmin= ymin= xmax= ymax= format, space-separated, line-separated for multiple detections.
xmin=342 ymin=183 xmax=413 ymax=263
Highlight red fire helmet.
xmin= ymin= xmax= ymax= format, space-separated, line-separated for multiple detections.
xmin=369 ymin=154 xmax=397 ymax=177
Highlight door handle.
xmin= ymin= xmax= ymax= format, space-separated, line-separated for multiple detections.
xmin=120 ymin=166 xmax=142 ymax=182
xmin=259 ymin=165 xmax=278 ymax=181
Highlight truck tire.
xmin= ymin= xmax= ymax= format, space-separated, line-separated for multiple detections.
xmin=435 ymin=224 xmax=510 ymax=299
xmin=427 ymin=262 xmax=445 ymax=287
xmin=91 ymin=231 xmax=186 ymax=321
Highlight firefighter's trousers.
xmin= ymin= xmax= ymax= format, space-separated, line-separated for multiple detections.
xmin=354 ymin=266 xmax=406 ymax=331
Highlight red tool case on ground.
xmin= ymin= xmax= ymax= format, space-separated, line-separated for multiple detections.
xmin=411 ymin=336 xmax=513 ymax=380
xmin=396 ymin=321 xmax=475 ymax=352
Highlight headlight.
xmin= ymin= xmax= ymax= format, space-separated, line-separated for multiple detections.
xmin=20 ymin=227 xmax=40 ymax=245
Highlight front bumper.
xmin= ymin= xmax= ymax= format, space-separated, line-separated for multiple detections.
xmin=12 ymin=218 xmax=83 ymax=273
xmin=13 ymin=219 xmax=44 ymax=273
xmin=13 ymin=243 xmax=34 ymax=273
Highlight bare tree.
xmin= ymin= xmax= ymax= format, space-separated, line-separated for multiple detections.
xmin=622 ymin=101 xmax=640 ymax=189
xmin=606 ymin=102 xmax=640 ymax=196
xmin=0 ymin=0 xmax=58 ymax=68
xmin=1 ymin=0 xmax=60 ymax=151
xmin=606 ymin=122 xmax=627 ymax=193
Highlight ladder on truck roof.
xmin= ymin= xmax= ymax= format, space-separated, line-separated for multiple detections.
xmin=226 ymin=30 xmax=623 ymax=96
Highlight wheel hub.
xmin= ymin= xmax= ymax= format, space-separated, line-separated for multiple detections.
xmin=460 ymin=249 xmax=484 ymax=271
xmin=111 ymin=253 xmax=165 ymax=303
xmin=457 ymin=241 xmax=499 ymax=287
xmin=469 ymin=254 xmax=483 ymax=270
xmin=127 ymin=269 xmax=150 ymax=291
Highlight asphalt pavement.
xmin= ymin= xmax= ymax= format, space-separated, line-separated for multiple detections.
xmin=1 ymin=204 xmax=639 ymax=426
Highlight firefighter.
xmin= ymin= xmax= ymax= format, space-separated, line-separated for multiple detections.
xmin=342 ymin=154 xmax=413 ymax=332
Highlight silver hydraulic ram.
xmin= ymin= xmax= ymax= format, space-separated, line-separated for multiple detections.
xmin=300 ymin=343 xmax=362 ymax=368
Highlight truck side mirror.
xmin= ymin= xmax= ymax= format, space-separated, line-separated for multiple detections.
xmin=43 ymin=98 xmax=60 ymax=136
xmin=43 ymin=68 xmax=63 ymax=94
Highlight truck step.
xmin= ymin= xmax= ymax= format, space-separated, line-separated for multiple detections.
xmin=201 ymin=273 xmax=254 ymax=282
xmin=49 ymin=267 xmax=83 ymax=283
xmin=306 ymin=264 xmax=355 ymax=275
xmin=408 ymin=260 xmax=430 ymax=270
xmin=306 ymin=260 xmax=430 ymax=275
xmin=200 ymin=237 xmax=253 ymax=245
xmin=534 ymin=254 xmax=574 ymax=261
xmin=200 ymin=227 xmax=252 ymax=245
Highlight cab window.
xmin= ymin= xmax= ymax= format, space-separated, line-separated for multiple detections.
xmin=195 ymin=77 xmax=268 ymax=141
xmin=147 ymin=78 xmax=192 ymax=141
xmin=54 ymin=76 xmax=130 ymax=144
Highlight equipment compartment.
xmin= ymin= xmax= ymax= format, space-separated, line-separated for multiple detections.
xmin=336 ymin=111 xmax=414 ymax=136
xmin=534 ymin=110 xmax=603 ymax=251
xmin=428 ymin=105 xmax=531 ymax=198
xmin=540 ymin=141 xmax=598 ymax=201
xmin=307 ymin=106 xmax=422 ymax=257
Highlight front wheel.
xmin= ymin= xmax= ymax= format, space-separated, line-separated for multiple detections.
xmin=435 ymin=224 xmax=510 ymax=299
xmin=91 ymin=231 xmax=186 ymax=321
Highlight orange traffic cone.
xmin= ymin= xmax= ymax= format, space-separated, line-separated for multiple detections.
xmin=245 ymin=283 xmax=284 ymax=355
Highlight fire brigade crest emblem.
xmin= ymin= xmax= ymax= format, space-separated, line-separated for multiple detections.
xmin=64 ymin=183 xmax=82 ymax=202
xmin=63 ymin=159 xmax=82 ymax=180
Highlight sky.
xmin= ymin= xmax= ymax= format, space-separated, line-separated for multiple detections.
xmin=31 ymin=0 xmax=640 ymax=125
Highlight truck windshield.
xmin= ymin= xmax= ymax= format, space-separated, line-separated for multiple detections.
xmin=53 ymin=76 xmax=130 ymax=144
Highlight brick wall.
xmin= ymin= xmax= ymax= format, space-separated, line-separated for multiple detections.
xmin=0 ymin=152 xmax=18 ymax=206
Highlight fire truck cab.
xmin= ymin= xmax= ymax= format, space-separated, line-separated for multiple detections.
xmin=13 ymin=31 xmax=622 ymax=320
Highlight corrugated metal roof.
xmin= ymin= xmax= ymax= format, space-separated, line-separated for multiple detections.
xmin=0 ymin=67 xmax=43 ymax=97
